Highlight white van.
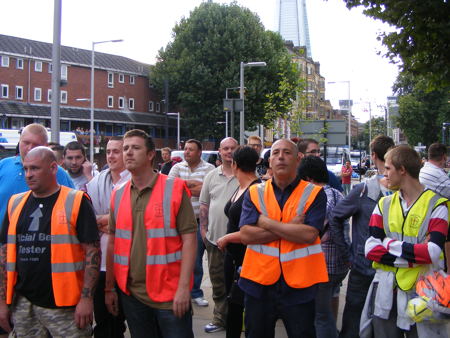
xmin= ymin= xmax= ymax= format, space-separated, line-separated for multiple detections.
xmin=0 ymin=128 xmax=78 ymax=149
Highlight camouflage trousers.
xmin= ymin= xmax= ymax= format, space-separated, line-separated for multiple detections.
xmin=11 ymin=295 xmax=92 ymax=337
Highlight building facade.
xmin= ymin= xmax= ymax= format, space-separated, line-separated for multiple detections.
xmin=0 ymin=34 xmax=179 ymax=148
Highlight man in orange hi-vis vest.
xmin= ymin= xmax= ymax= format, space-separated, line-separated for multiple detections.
xmin=105 ymin=129 xmax=197 ymax=338
xmin=239 ymin=139 xmax=329 ymax=338
xmin=0 ymin=146 xmax=100 ymax=337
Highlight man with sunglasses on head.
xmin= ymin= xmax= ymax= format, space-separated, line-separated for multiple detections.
xmin=297 ymin=139 xmax=343 ymax=192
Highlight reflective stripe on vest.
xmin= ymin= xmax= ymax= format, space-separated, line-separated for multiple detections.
xmin=241 ymin=179 xmax=328 ymax=288
xmin=376 ymin=190 xmax=448 ymax=290
xmin=381 ymin=192 xmax=442 ymax=243
xmin=114 ymin=254 xmax=129 ymax=265
xmin=251 ymin=181 xmax=322 ymax=262
xmin=113 ymin=175 xmax=189 ymax=302
xmin=6 ymin=186 xmax=85 ymax=306
xmin=147 ymin=250 xmax=182 ymax=265
xmin=248 ymin=243 xmax=323 ymax=263
xmin=52 ymin=261 xmax=84 ymax=273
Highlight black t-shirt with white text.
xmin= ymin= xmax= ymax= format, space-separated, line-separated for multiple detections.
xmin=0 ymin=189 xmax=99 ymax=308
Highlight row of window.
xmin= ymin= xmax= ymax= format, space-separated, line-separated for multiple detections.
xmin=107 ymin=96 xmax=135 ymax=110
xmin=0 ymin=84 xmax=67 ymax=103
xmin=1 ymin=56 xmax=68 ymax=80
xmin=148 ymin=101 xmax=161 ymax=112
xmin=107 ymin=72 xmax=135 ymax=88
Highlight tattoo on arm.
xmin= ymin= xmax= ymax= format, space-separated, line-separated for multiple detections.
xmin=0 ymin=245 xmax=6 ymax=301
xmin=81 ymin=241 xmax=100 ymax=298
xmin=199 ymin=204 xmax=209 ymax=232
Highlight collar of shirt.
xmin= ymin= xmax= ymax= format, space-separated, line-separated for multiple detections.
xmin=13 ymin=155 xmax=22 ymax=166
xmin=397 ymin=186 xmax=426 ymax=213
xmin=271 ymin=176 xmax=301 ymax=209
xmin=130 ymin=170 xmax=159 ymax=192
xmin=218 ymin=164 xmax=234 ymax=179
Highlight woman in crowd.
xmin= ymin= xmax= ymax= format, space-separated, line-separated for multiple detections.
xmin=298 ymin=156 xmax=351 ymax=338
xmin=217 ymin=146 xmax=261 ymax=338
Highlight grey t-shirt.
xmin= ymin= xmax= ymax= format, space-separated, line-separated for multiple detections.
xmin=199 ymin=166 xmax=238 ymax=244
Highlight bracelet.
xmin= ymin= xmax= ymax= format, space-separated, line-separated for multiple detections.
xmin=104 ymin=288 xmax=116 ymax=292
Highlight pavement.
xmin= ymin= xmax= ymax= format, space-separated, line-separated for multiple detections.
xmin=190 ymin=256 xmax=347 ymax=337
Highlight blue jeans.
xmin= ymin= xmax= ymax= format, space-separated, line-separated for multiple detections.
xmin=315 ymin=272 xmax=348 ymax=338
xmin=191 ymin=226 xmax=205 ymax=298
xmin=244 ymin=292 xmax=316 ymax=338
xmin=119 ymin=290 xmax=193 ymax=338
xmin=339 ymin=270 xmax=373 ymax=338
xmin=343 ymin=183 xmax=351 ymax=196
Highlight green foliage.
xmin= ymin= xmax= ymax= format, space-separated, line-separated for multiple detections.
xmin=151 ymin=2 xmax=300 ymax=140
xmin=343 ymin=0 xmax=450 ymax=90
xmin=354 ymin=116 xmax=386 ymax=150
xmin=263 ymin=55 xmax=306 ymax=137
xmin=393 ymin=72 xmax=450 ymax=147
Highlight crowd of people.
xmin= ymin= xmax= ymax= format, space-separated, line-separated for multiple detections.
xmin=0 ymin=123 xmax=448 ymax=338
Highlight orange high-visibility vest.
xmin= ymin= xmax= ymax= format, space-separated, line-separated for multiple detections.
xmin=111 ymin=174 xmax=193 ymax=302
xmin=240 ymin=179 xmax=329 ymax=288
xmin=6 ymin=186 xmax=85 ymax=306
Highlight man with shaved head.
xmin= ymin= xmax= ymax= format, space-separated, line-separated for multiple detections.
xmin=239 ymin=139 xmax=328 ymax=337
xmin=0 ymin=146 xmax=99 ymax=336
xmin=0 ymin=124 xmax=74 ymax=235
xmin=199 ymin=137 xmax=239 ymax=333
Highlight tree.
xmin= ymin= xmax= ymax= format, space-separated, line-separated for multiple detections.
xmin=353 ymin=116 xmax=386 ymax=150
xmin=393 ymin=72 xmax=450 ymax=147
xmin=343 ymin=0 xmax=450 ymax=90
xmin=151 ymin=2 xmax=301 ymax=141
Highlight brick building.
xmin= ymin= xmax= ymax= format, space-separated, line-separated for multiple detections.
xmin=0 ymin=34 xmax=178 ymax=148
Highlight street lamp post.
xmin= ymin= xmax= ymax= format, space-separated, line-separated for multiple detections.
xmin=90 ymin=39 xmax=123 ymax=163
xmin=240 ymin=61 xmax=266 ymax=145
xmin=167 ymin=112 xmax=180 ymax=150
xmin=328 ymin=80 xmax=351 ymax=150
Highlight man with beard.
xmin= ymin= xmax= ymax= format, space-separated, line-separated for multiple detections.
xmin=63 ymin=141 xmax=98 ymax=191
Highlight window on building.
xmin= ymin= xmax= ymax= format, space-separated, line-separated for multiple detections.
xmin=16 ymin=58 xmax=23 ymax=70
xmin=108 ymin=96 xmax=114 ymax=108
xmin=1 ymin=84 xmax=9 ymax=98
xmin=108 ymin=72 xmax=114 ymax=88
xmin=307 ymin=66 xmax=312 ymax=75
xmin=61 ymin=65 xmax=68 ymax=80
xmin=156 ymin=102 xmax=160 ymax=112
xmin=307 ymin=81 xmax=314 ymax=92
xmin=119 ymin=73 xmax=124 ymax=83
xmin=34 ymin=88 xmax=42 ymax=101
xmin=130 ymin=75 xmax=135 ymax=85
xmin=129 ymin=98 xmax=135 ymax=110
xmin=60 ymin=91 xmax=67 ymax=104
xmin=15 ymin=86 xmax=23 ymax=100
xmin=48 ymin=63 xmax=53 ymax=73
xmin=118 ymin=97 xmax=124 ymax=108
xmin=35 ymin=61 xmax=43 ymax=72
xmin=1 ymin=56 xmax=9 ymax=67
xmin=148 ymin=101 xmax=154 ymax=112
xmin=47 ymin=89 xmax=52 ymax=102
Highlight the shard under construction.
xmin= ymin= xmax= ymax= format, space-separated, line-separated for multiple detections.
xmin=277 ymin=0 xmax=312 ymax=58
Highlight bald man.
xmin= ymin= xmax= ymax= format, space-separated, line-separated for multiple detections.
xmin=0 ymin=124 xmax=74 ymax=228
xmin=239 ymin=139 xmax=328 ymax=337
xmin=199 ymin=137 xmax=239 ymax=333
xmin=0 ymin=147 xmax=99 ymax=336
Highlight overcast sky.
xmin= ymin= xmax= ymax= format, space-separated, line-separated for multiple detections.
xmin=1 ymin=0 xmax=399 ymax=122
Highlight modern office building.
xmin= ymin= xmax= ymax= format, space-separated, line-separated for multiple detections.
xmin=277 ymin=0 xmax=312 ymax=58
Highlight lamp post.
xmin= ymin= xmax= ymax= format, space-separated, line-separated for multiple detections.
xmin=167 ymin=112 xmax=180 ymax=150
xmin=90 ymin=39 xmax=123 ymax=162
xmin=240 ymin=61 xmax=266 ymax=145
xmin=328 ymin=80 xmax=351 ymax=150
